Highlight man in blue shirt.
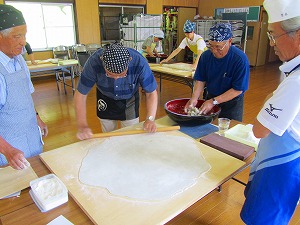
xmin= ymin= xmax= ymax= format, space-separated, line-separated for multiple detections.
xmin=185 ymin=23 xmax=250 ymax=121
xmin=74 ymin=43 xmax=158 ymax=139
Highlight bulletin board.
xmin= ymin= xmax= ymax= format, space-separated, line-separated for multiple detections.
xmin=215 ymin=6 xmax=260 ymax=22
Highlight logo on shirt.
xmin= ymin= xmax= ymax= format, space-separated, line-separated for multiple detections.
xmin=98 ymin=99 xmax=107 ymax=111
xmin=264 ymin=104 xmax=282 ymax=119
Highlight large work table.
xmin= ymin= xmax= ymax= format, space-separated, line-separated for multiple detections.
xmin=0 ymin=117 xmax=249 ymax=225
xmin=28 ymin=60 xmax=78 ymax=94
xmin=149 ymin=63 xmax=195 ymax=92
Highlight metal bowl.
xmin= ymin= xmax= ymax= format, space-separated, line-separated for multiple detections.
xmin=164 ymin=98 xmax=221 ymax=125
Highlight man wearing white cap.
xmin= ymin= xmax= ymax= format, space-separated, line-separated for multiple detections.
xmin=161 ymin=20 xmax=207 ymax=70
xmin=74 ymin=43 xmax=158 ymax=138
xmin=0 ymin=4 xmax=48 ymax=169
xmin=141 ymin=30 xmax=164 ymax=58
xmin=240 ymin=0 xmax=300 ymax=224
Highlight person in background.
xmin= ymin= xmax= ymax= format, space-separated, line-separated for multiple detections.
xmin=22 ymin=42 xmax=37 ymax=65
xmin=160 ymin=20 xmax=207 ymax=70
xmin=74 ymin=43 xmax=158 ymax=138
xmin=141 ymin=30 xmax=164 ymax=58
xmin=240 ymin=0 xmax=300 ymax=224
xmin=0 ymin=4 xmax=48 ymax=170
xmin=184 ymin=23 xmax=250 ymax=122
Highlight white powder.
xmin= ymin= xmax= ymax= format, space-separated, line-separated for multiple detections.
xmin=32 ymin=177 xmax=64 ymax=200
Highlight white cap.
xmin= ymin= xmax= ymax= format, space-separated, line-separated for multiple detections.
xmin=264 ymin=0 xmax=300 ymax=23
xmin=154 ymin=30 xmax=164 ymax=39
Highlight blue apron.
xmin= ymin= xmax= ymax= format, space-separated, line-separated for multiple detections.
xmin=0 ymin=58 xmax=43 ymax=166
xmin=241 ymin=130 xmax=300 ymax=225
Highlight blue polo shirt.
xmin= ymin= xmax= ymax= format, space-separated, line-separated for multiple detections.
xmin=194 ymin=46 xmax=250 ymax=96
xmin=77 ymin=48 xmax=157 ymax=100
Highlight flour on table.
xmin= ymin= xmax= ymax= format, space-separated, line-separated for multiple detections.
xmin=78 ymin=132 xmax=210 ymax=201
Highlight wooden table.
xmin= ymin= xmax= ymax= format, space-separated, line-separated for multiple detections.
xmin=28 ymin=60 xmax=78 ymax=94
xmin=149 ymin=63 xmax=194 ymax=92
xmin=0 ymin=117 xmax=248 ymax=225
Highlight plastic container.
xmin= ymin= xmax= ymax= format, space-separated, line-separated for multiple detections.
xmin=224 ymin=124 xmax=260 ymax=150
xmin=30 ymin=174 xmax=68 ymax=212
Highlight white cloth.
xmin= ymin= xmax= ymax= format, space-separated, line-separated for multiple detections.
xmin=257 ymin=58 xmax=300 ymax=141
xmin=178 ymin=33 xmax=206 ymax=51
xmin=263 ymin=0 xmax=300 ymax=23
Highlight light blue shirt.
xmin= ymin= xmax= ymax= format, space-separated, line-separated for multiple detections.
xmin=0 ymin=51 xmax=34 ymax=108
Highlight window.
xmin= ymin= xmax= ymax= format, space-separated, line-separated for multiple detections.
xmin=6 ymin=1 xmax=76 ymax=50
xmin=99 ymin=5 xmax=144 ymax=42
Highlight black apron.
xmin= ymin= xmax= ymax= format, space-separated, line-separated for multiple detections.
xmin=96 ymin=88 xmax=139 ymax=121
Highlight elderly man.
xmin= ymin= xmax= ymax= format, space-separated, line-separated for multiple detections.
xmin=0 ymin=4 xmax=48 ymax=170
xmin=74 ymin=43 xmax=158 ymax=139
xmin=240 ymin=0 xmax=300 ymax=224
xmin=185 ymin=23 xmax=250 ymax=121
xmin=160 ymin=20 xmax=206 ymax=70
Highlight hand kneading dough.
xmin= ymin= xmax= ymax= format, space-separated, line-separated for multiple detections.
xmin=79 ymin=133 xmax=210 ymax=201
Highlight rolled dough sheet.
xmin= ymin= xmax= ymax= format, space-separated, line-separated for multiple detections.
xmin=162 ymin=63 xmax=193 ymax=71
xmin=79 ymin=132 xmax=211 ymax=201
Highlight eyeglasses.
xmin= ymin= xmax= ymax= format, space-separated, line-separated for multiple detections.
xmin=207 ymin=41 xmax=228 ymax=51
xmin=267 ymin=31 xmax=294 ymax=45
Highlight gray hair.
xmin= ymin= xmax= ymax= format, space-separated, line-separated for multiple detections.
xmin=0 ymin=28 xmax=13 ymax=37
xmin=281 ymin=16 xmax=300 ymax=37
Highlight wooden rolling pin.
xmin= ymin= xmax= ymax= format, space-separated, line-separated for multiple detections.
xmin=92 ymin=126 xmax=180 ymax=138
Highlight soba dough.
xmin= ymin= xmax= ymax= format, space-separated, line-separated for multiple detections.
xmin=79 ymin=133 xmax=210 ymax=201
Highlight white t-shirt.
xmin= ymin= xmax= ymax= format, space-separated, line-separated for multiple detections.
xmin=257 ymin=56 xmax=300 ymax=141
xmin=178 ymin=33 xmax=206 ymax=51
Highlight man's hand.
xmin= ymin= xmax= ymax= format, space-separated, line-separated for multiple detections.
xmin=143 ymin=120 xmax=156 ymax=133
xmin=76 ymin=127 xmax=93 ymax=140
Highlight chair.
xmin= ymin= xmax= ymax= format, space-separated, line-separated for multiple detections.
xmin=53 ymin=46 xmax=71 ymax=94
xmin=53 ymin=45 xmax=70 ymax=60
xmin=86 ymin=43 xmax=101 ymax=55
xmin=72 ymin=44 xmax=89 ymax=75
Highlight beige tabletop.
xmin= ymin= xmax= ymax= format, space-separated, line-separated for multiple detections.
xmin=0 ymin=117 xmax=246 ymax=225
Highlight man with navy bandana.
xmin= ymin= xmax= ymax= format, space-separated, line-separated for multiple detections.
xmin=185 ymin=22 xmax=250 ymax=121
xmin=240 ymin=0 xmax=300 ymax=223
xmin=0 ymin=4 xmax=48 ymax=169
xmin=74 ymin=43 xmax=158 ymax=138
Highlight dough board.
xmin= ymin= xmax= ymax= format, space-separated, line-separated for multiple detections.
xmin=0 ymin=166 xmax=38 ymax=199
xmin=40 ymin=130 xmax=245 ymax=225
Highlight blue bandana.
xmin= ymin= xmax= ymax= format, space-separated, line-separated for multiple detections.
xmin=208 ymin=23 xmax=232 ymax=42
xmin=183 ymin=20 xmax=195 ymax=33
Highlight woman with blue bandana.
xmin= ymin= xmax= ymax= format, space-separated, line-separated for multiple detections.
xmin=160 ymin=20 xmax=207 ymax=70
xmin=241 ymin=0 xmax=300 ymax=224
xmin=185 ymin=22 xmax=250 ymax=122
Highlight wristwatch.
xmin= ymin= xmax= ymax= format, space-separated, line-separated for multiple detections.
xmin=146 ymin=116 xmax=155 ymax=121
xmin=212 ymin=98 xmax=219 ymax=105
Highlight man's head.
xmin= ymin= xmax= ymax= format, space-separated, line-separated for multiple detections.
xmin=101 ymin=43 xmax=131 ymax=79
xmin=0 ymin=4 xmax=27 ymax=58
xmin=153 ymin=30 xmax=164 ymax=42
xmin=264 ymin=0 xmax=300 ymax=62
xmin=208 ymin=23 xmax=232 ymax=59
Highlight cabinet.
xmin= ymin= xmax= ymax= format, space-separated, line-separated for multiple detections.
xmin=163 ymin=11 xmax=178 ymax=55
